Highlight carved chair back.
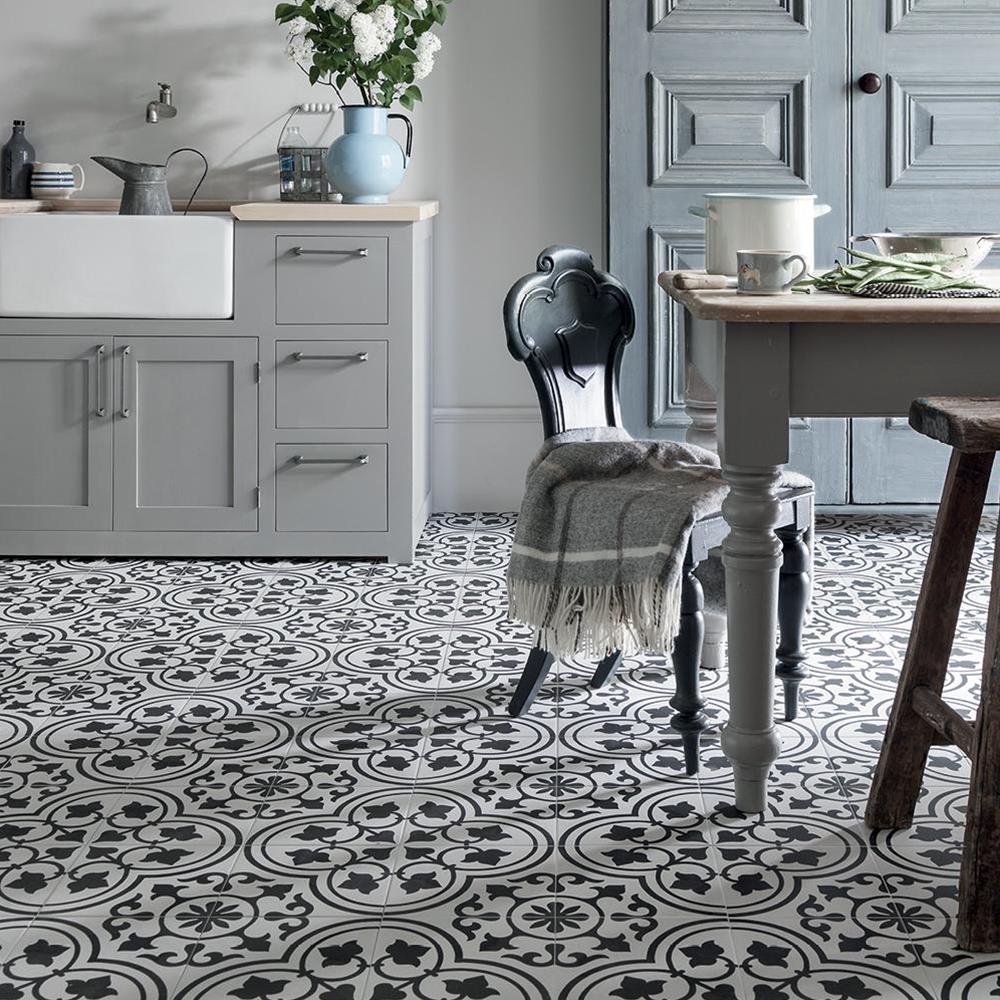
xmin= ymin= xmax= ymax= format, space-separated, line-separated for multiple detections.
xmin=503 ymin=246 xmax=636 ymax=438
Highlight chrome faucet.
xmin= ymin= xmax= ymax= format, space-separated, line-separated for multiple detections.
xmin=145 ymin=83 xmax=177 ymax=123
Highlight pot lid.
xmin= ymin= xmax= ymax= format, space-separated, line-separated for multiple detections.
xmin=700 ymin=192 xmax=819 ymax=200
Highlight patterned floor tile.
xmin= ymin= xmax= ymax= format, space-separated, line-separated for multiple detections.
xmin=2 ymin=512 xmax=999 ymax=997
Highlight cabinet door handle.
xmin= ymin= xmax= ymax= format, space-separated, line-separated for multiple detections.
xmin=292 ymin=352 xmax=369 ymax=363
xmin=292 ymin=455 xmax=369 ymax=466
xmin=121 ymin=345 xmax=132 ymax=418
xmin=95 ymin=345 xmax=107 ymax=417
xmin=291 ymin=246 xmax=369 ymax=258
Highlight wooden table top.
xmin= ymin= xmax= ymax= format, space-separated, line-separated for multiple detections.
xmin=658 ymin=270 xmax=1000 ymax=325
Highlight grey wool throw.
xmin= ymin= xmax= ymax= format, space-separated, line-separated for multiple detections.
xmin=507 ymin=428 xmax=728 ymax=660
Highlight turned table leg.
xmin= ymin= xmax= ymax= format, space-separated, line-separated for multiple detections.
xmin=717 ymin=321 xmax=790 ymax=813
xmin=721 ymin=465 xmax=784 ymax=812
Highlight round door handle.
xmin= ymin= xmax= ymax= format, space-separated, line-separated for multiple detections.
xmin=859 ymin=73 xmax=883 ymax=95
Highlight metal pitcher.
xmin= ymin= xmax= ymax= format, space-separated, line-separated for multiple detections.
xmin=91 ymin=147 xmax=208 ymax=215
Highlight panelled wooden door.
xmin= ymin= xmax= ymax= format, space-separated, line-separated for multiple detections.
xmin=0 ymin=336 xmax=112 ymax=531
xmin=113 ymin=337 xmax=258 ymax=532
xmin=851 ymin=1 xmax=1000 ymax=502
xmin=609 ymin=0 xmax=850 ymax=502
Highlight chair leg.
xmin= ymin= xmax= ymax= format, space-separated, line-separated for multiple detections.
xmin=776 ymin=525 xmax=810 ymax=722
xmin=670 ymin=558 xmax=707 ymax=776
xmin=957 ymin=514 xmax=1000 ymax=952
xmin=591 ymin=650 xmax=623 ymax=689
xmin=866 ymin=449 xmax=994 ymax=830
xmin=509 ymin=646 xmax=555 ymax=718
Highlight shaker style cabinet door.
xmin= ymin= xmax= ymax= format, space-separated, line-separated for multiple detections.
xmin=850 ymin=2 xmax=1000 ymax=502
xmin=608 ymin=0 xmax=850 ymax=502
xmin=112 ymin=337 xmax=258 ymax=531
xmin=0 ymin=336 xmax=112 ymax=530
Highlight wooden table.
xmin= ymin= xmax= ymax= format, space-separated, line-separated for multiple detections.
xmin=659 ymin=271 xmax=1000 ymax=812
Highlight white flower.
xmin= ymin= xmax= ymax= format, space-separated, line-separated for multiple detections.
xmin=329 ymin=0 xmax=360 ymax=17
xmin=412 ymin=30 xmax=441 ymax=80
xmin=286 ymin=34 xmax=315 ymax=66
xmin=372 ymin=3 xmax=397 ymax=47
xmin=413 ymin=0 xmax=429 ymax=12
xmin=351 ymin=11 xmax=384 ymax=63
xmin=416 ymin=30 xmax=441 ymax=57
xmin=287 ymin=15 xmax=313 ymax=36
xmin=413 ymin=57 xmax=433 ymax=80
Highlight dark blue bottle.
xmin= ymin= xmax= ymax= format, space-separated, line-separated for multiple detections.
xmin=1 ymin=121 xmax=35 ymax=199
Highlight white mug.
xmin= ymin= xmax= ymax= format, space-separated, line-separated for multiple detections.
xmin=31 ymin=161 xmax=86 ymax=200
xmin=737 ymin=250 xmax=808 ymax=296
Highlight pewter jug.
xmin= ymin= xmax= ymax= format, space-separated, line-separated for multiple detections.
xmin=91 ymin=147 xmax=208 ymax=215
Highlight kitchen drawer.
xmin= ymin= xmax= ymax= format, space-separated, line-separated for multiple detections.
xmin=276 ymin=340 xmax=388 ymax=429
xmin=275 ymin=236 xmax=389 ymax=325
xmin=275 ymin=443 xmax=388 ymax=532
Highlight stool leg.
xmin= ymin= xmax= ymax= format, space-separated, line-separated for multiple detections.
xmin=866 ymin=449 xmax=994 ymax=830
xmin=957 ymin=515 xmax=1000 ymax=951
xmin=777 ymin=525 xmax=810 ymax=722
xmin=590 ymin=650 xmax=623 ymax=689
xmin=509 ymin=647 xmax=555 ymax=717
xmin=671 ymin=558 xmax=707 ymax=776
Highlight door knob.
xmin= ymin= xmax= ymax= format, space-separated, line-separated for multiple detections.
xmin=859 ymin=73 xmax=883 ymax=95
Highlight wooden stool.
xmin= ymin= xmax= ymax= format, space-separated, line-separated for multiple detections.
xmin=866 ymin=396 xmax=1000 ymax=952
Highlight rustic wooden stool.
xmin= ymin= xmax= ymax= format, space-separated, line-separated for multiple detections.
xmin=866 ymin=396 xmax=1000 ymax=952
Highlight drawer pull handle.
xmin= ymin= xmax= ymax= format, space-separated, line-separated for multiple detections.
xmin=292 ymin=352 xmax=369 ymax=363
xmin=95 ymin=344 xmax=107 ymax=417
xmin=291 ymin=246 xmax=369 ymax=258
xmin=292 ymin=455 xmax=370 ymax=466
xmin=121 ymin=345 xmax=132 ymax=418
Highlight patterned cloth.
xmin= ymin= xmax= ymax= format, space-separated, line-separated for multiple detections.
xmin=507 ymin=428 xmax=728 ymax=659
xmin=853 ymin=282 xmax=1000 ymax=299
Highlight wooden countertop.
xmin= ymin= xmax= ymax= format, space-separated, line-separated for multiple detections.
xmin=0 ymin=198 xmax=235 ymax=215
xmin=659 ymin=270 xmax=1000 ymax=325
xmin=231 ymin=200 xmax=438 ymax=222
xmin=0 ymin=199 xmax=439 ymax=222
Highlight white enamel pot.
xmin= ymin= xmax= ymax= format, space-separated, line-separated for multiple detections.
xmin=689 ymin=193 xmax=832 ymax=277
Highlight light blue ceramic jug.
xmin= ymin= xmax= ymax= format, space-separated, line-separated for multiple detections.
xmin=327 ymin=106 xmax=413 ymax=205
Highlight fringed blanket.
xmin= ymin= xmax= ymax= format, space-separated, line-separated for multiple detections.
xmin=506 ymin=428 xmax=728 ymax=660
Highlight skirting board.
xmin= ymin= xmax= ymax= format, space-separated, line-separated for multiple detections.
xmin=432 ymin=406 xmax=541 ymax=512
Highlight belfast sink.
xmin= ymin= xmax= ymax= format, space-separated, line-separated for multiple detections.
xmin=0 ymin=213 xmax=234 ymax=319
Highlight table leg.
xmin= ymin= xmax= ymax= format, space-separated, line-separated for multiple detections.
xmin=717 ymin=322 xmax=790 ymax=813
xmin=685 ymin=313 xmax=726 ymax=669
xmin=720 ymin=465 xmax=783 ymax=812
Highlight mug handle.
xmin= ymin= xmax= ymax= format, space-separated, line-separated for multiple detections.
xmin=688 ymin=205 xmax=716 ymax=220
xmin=782 ymin=254 xmax=808 ymax=291
xmin=813 ymin=203 xmax=832 ymax=219
xmin=72 ymin=163 xmax=86 ymax=193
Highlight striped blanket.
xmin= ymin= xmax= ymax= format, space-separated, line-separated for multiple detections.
xmin=506 ymin=428 xmax=728 ymax=660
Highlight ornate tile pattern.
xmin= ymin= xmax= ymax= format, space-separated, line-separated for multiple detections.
xmin=0 ymin=512 xmax=996 ymax=998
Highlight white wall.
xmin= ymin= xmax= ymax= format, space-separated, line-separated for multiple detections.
xmin=0 ymin=0 xmax=605 ymax=512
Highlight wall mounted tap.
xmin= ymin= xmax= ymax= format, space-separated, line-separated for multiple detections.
xmin=145 ymin=84 xmax=177 ymax=123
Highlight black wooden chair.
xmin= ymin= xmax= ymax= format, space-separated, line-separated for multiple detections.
xmin=503 ymin=246 xmax=814 ymax=773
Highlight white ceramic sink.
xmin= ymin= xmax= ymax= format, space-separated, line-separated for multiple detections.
xmin=0 ymin=213 xmax=234 ymax=319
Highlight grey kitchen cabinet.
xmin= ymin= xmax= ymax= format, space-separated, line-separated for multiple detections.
xmin=112 ymin=337 xmax=258 ymax=532
xmin=0 ymin=335 xmax=112 ymax=530
xmin=610 ymin=2 xmax=1000 ymax=504
xmin=0 ymin=205 xmax=435 ymax=559
xmin=275 ymin=443 xmax=389 ymax=532
xmin=275 ymin=340 xmax=389 ymax=429
xmin=275 ymin=235 xmax=390 ymax=325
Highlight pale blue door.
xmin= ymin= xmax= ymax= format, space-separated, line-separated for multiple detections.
xmin=609 ymin=0 xmax=850 ymax=502
xmin=851 ymin=1 xmax=1000 ymax=502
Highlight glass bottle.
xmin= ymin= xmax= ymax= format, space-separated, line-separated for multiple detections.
xmin=1 ymin=121 xmax=35 ymax=199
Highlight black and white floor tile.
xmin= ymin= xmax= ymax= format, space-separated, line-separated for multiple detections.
xmin=0 ymin=512 xmax=997 ymax=999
